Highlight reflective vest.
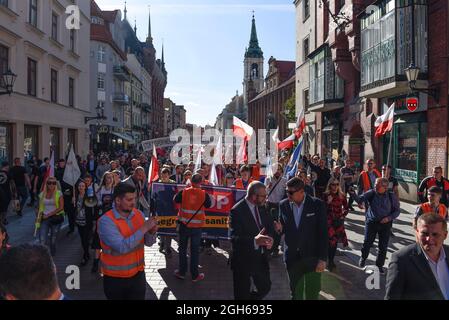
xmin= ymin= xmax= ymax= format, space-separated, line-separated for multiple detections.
xmin=178 ymin=187 xmax=207 ymax=228
xmin=420 ymin=203 xmax=447 ymax=219
xmin=361 ymin=170 xmax=381 ymax=192
xmin=38 ymin=191 xmax=65 ymax=216
xmin=234 ymin=178 xmax=255 ymax=190
xmin=100 ymin=209 xmax=145 ymax=278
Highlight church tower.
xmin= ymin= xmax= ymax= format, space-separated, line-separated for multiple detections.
xmin=243 ymin=13 xmax=264 ymax=107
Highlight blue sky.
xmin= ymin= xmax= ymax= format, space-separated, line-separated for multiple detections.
xmin=96 ymin=0 xmax=296 ymax=126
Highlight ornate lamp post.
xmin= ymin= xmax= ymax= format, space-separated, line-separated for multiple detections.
xmin=0 ymin=69 xmax=17 ymax=96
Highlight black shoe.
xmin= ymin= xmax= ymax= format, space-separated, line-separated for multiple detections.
xmin=358 ymin=258 xmax=366 ymax=268
xmin=378 ymin=266 xmax=385 ymax=274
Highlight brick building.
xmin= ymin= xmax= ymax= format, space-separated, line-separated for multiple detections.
xmin=296 ymin=0 xmax=449 ymax=202
xmin=248 ymin=57 xmax=295 ymax=140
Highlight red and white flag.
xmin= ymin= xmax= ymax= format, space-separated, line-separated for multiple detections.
xmin=148 ymin=144 xmax=159 ymax=187
xmin=294 ymin=107 xmax=306 ymax=139
xmin=375 ymin=103 xmax=395 ymax=137
xmin=233 ymin=116 xmax=254 ymax=139
xmin=278 ymin=133 xmax=296 ymax=150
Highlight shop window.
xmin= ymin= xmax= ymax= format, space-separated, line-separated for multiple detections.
xmin=24 ymin=125 xmax=39 ymax=160
xmin=0 ymin=123 xmax=12 ymax=163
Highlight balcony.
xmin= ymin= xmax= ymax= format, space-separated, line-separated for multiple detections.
xmin=359 ymin=0 xmax=428 ymax=98
xmin=112 ymin=93 xmax=129 ymax=105
xmin=113 ymin=65 xmax=130 ymax=81
xmin=307 ymin=44 xmax=344 ymax=112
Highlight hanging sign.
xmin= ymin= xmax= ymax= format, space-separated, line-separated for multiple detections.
xmin=406 ymin=97 xmax=418 ymax=112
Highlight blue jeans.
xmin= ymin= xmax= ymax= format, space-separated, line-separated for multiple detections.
xmin=16 ymin=186 xmax=29 ymax=211
xmin=178 ymin=224 xmax=202 ymax=279
xmin=361 ymin=220 xmax=392 ymax=268
xmin=39 ymin=219 xmax=62 ymax=252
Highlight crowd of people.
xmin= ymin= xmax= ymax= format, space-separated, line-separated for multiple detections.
xmin=0 ymin=148 xmax=448 ymax=300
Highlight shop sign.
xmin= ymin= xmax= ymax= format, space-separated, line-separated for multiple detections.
xmin=349 ymin=138 xmax=366 ymax=145
xmin=395 ymin=168 xmax=418 ymax=183
xmin=97 ymin=126 xmax=109 ymax=134
xmin=0 ymin=127 xmax=6 ymax=137
xmin=406 ymin=97 xmax=418 ymax=112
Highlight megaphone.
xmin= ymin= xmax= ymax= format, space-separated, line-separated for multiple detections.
xmin=84 ymin=196 xmax=98 ymax=208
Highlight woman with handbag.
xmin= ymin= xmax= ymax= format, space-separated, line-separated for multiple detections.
xmin=74 ymin=180 xmax=96 ymax=266
xmin=322 ymin=178 xmax=349 ymax=272
xmin=37 ymin=176 xmax=65 ymax=256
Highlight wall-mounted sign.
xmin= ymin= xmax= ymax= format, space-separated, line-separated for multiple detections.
xmin=406 ymin=97 xmax=418 ymax=112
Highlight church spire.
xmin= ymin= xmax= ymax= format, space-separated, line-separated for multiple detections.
xmin=146 ymin=6 xmax=153 ymax=44
xmin=124 ymin=1 xmax=127 ymax=20
xmin=245 ymin=12 xmax=263 ymax=59
xmin=162 ymin=42 xmax=165 ymax=65
xmin=134 ymin=19 xmax=137 ymax=35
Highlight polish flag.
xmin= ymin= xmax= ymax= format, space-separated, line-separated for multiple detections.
xmin=233 ymin=116 xmax=254 ymax=139
xmin=294 ymin=108 xmax=306 ymax=139
xmin=148 ymin=144 xmax=159 ymax=187
xmin=375 ymin=103 xmax=395 ymax=137
xmin=277 ymin=134 xmax=296 ymax=150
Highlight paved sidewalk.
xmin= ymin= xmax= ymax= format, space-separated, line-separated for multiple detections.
xmin=4 ymin=200 xmax=439 ymax=300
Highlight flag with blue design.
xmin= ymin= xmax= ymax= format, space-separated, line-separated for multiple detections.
xmin=284 ymin=138 xmax=303 ymax=179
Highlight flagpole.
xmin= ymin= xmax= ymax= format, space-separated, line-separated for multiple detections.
xmin=386 ymin=123 xmax=394 ymax=177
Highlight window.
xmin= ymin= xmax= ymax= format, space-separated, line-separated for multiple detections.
xmin=303 ymin=37 xmax=310 ymax=62
xmin=304 ymin=89 xmax=309 ymax=110
xmin=50 ymin=127 xmax=60 ymax=160
xmin=69 ymin=29 xmax=75 ymax=51
xmin=303 ymin=0 xmax=310 ymax=21
xmin=97 ymin=45 xmax=105 ymax=62
xmin=29 ymin=0 xmax=38 ymax=27
xmin=67 ymin=129 xmax=77 ymax=153
xmin=24 ymin=125 xmax=39 ymax=159
xmin=51 ymin=13 xmax=58 ymax=41
xmin=0 ymin=0 xmax=8 ymax=8
xmin=51 ymin=69 xmax=58 ymax=103
xmin=69 ymin=77 xmax=74 ymax=107
xmin=0 ymin=45 xmax=8 ymax=88
xmin=27 ymin=58 xmax=37 ymax=97
xmin=97 ymin=73 xmax=105 ymax=90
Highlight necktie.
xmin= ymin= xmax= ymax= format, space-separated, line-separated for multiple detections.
xmin=254 ymin=206 xmax=262 ymax=230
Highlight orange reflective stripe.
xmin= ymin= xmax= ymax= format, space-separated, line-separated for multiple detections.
xmin=178 ymin=187 xmax=207 ymax=228
xmin=421 ymin=203 xmax=447 ymax=219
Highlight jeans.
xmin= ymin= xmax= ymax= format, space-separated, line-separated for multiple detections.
xmin=39 ymin=219 xmax=62 ymax=253
xmin=178 ymin=224 xmax=202 ymax=279
xmin=16 ymin=186 xmax=29 ymax=211
xmin=361 ymin=220 xmax=392 ymax=268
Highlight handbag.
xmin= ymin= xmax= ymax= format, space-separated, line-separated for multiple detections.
xmin=48 ymin=214 xmax=64 ymax=226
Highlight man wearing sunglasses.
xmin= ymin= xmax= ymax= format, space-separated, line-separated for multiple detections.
xmin=350 ymin=178 xmax=400 ymax=273
xmin=418 ymin=166 xmax=449 ymax=207
xmin=274 ymin=177 xmax=328 ymax=300
xmin=357 ymin=159 xmax=381 ymax=195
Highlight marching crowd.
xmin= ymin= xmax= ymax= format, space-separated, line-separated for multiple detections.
xmin=0 ymin=149 xmax=448 ymax=300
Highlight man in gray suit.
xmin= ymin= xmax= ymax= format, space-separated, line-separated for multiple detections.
xmin=386 ymin=213 xmax=449 ymax=300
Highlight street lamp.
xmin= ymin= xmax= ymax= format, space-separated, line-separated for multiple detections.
xmin=85 ymin=103 xmax=107 ymax=124
xmin=0 ymin=69 xmax=17 ymax=96
xmin=405 ymin=62 xmax=439 ymax=102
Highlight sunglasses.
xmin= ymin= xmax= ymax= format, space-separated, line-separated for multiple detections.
xmin=47 ymin=181 xmax=57 ymax=185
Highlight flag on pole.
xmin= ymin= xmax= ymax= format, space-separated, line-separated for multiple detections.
xmin=277 ymin=133 xmax=296 ymax=150
xmin=194 ymin=145 xmax=202 ymax=173
xmin=236 ymin=139 xmax=247 ymax=164
xmin=63 ymin=145 xmax=81 ymax=186
xmin=284 ymin=137 xmax=303 ymax=178
xmin=374 ymin=103 xmax=395 ymax=137
xmin=208 ymin=161 xmax=219 ymax=186
xmin=148 ymin=144 xmax=159 ymax=187
xmin=232 ymin=116 xmax=254 ymax=139
xmin=294 ymin=107 xmax=306 ymax=139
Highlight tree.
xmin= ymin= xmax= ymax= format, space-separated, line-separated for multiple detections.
xmin=284 ymin=94 xmax=296 ymax=124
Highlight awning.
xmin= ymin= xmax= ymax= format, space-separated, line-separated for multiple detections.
xmin=111 ymin=132 xmax=135 ymax=144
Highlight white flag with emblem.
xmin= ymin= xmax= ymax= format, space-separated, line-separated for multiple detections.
xmin=63 ymin=145 xmax=81 ymax=186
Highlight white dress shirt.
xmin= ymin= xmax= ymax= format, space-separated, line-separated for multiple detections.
xmin=422 ymin=246 xmax=449 ymax=300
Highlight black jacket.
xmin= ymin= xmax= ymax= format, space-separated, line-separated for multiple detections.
xmin=229 ymin=199 xmax=275 ymax=270
xmin=279 ymin=195 xmax=328 ymax=271
xmin=385 ymin=243 xmax=449 ymax=300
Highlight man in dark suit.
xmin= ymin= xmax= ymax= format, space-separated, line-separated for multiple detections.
xmin=274 ymin=177 xmax=328 ymax=300
xmin=229 ymin=181 xmax=275 ymax=300
xmin=170 ymin=164 xmax=184 ymax=184
xmin=385 ymin=213 xmax=449 ymax=300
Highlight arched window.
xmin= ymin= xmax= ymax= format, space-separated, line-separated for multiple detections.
xmin=251 ymin=63 xmax=259 ymax=78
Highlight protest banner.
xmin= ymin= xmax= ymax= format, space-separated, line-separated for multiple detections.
xmin=151 ymin=183 xmax=246 ymax=240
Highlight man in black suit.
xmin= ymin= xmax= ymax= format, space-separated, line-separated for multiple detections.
xmin=170 ymin=164 xmax=184 ymax=184
xmin=385 ymin=213 xmax=449 ymax=300
xmin=274 ymin=177 xmax=328 ymax=300
xmin=229 ymin=181 xmax=275 ymax=300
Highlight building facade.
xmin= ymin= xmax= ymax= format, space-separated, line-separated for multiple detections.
xmin=0 ymin=0 xmax=91 ymax=162
xmin=90 ymin=1 xmax=134 ymax=153
xmin=296 ymin=0 xmax=449 ymax=202
xmin=248 ymin=57 xmax=295 ymax=140
xmin=164 ymin=98 xmax=186 ymax=136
